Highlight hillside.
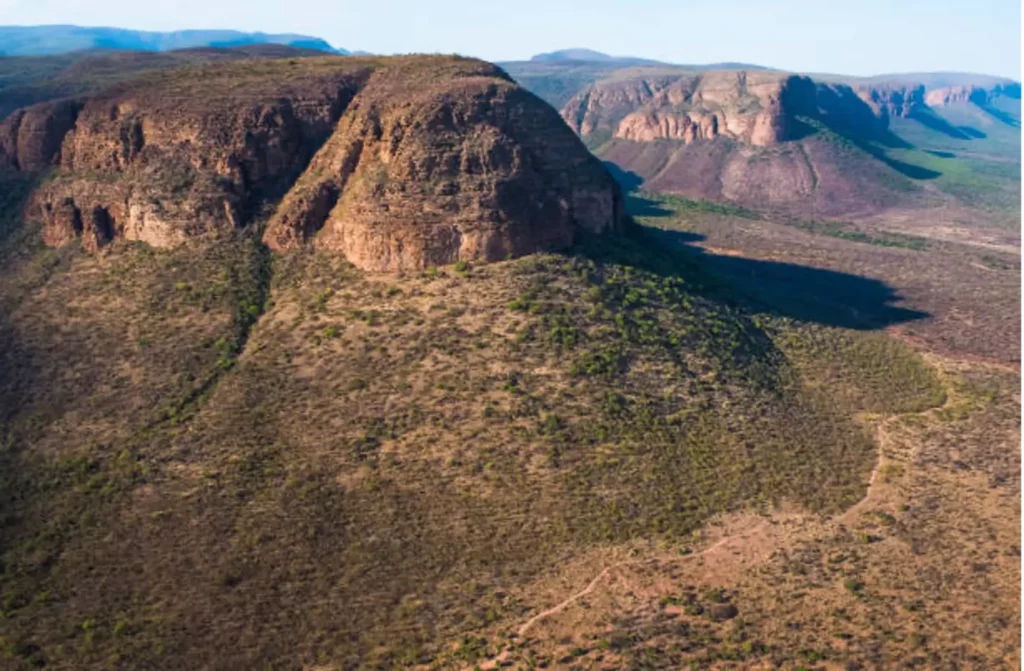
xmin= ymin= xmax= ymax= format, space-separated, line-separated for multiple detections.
xmin=0 ymin=48 xmax=1018 ymax=670
xmin=0 ymin=25 xmax=343 ymax=57
xmin=0 ymin=184 xmax=948 ymax=671
xmin=503 ymin=61 xmax=1021 ymax=223
xmin=0 ymin=45 xmax=338 ymax=119
xmin=1 ymin=55 xmax=621 ymax=268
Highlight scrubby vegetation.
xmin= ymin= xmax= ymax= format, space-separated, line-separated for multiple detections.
xmin=0 ymin=214 xmax=952 ymax=668
xmin=653 ymin=192 xmax=930 ymax=250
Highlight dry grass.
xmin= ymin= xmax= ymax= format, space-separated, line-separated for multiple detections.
xmin=0 ymin=222 xmax=949 ymax=669
xmin=454 ymin=361 xmax=1019 ymax=671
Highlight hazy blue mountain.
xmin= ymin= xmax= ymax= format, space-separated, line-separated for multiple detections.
xmin=0 ymin=25 xmax=346 ymax=56
xmin=530 ymin=48 xmax=664 ymax=65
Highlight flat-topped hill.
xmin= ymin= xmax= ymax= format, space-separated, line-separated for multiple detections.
xmin=503 ymin=60 xmax=1021 ymax=221
xmin=0 ymin=54 xmax=623 ymax=269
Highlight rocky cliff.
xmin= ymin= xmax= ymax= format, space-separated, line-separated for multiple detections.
xmin=1 ymin=55 xmax=622 ymax=267
xmin=562 ymin=71 xmax=914 ymax=148
xmin=265 ymin=60 xmax=622 ymax=271
xmin=924 ymin=82 xmax=1021 ymax=107
xmin=550 ymin=65 xmax=1019 ymax=218
xmin=853 ymin=83 xmax=925 ymax=118
xmin=559 ymin=68 xmax=1024 ymax=151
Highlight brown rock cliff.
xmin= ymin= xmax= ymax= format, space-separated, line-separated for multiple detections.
xmin=265 ymin=62 xmax=622 ymax=271
xmin=5 ymin=55 xmax=622 ymax=269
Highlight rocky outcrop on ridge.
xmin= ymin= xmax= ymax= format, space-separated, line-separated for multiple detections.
xmin=0 ymin=55 xmax=622 ymax=268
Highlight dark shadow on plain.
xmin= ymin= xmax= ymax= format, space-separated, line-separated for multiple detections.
xmin=925 ymin=150 xmax=956 ymax=159
xmin=908 ymin=108 xmax=978 ymax=140
xmin=622 ymin=191 xmax=673 ymax=218
xmin=975 ymin=102 xmax=1021 ymax=129
xmin=872 ymin=152 xmax=942 ymax=180
xmin=577 ymin=222 xmax=929 ymax=331
xmin=603 ymin=161 xmax=644 ymax=192
xmin=958 ymin=126 xmax=987 ymax=139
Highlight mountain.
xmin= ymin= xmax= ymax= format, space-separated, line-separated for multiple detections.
xmin=0 ymin=46 xmax=948 ymax=669
xmin=530 ymin=47 xmax=664 ymax=65
xmin=0 ymin=45 xmax=335 ymax=119
xmin=503 ymin=60 xmax=1021 ymax=220
xmin=0 ymin=25 xmax=345 ymax=56
xmin=2 ymin=55 xmax=620 ymax=268
xmin=0 ymin=45 xmax=1017 ymax=671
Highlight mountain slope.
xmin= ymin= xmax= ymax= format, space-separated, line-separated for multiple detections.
xmin=0 ymin=25 xmax=344 ymax=56
xmin=1 ymin=55 xmax=622 ymax=269
xmin=0 ymin=218 xmax=944 ymax=670
xmin=503 ymin=61 xmax=1021 ymax=221
xmin=0 ymin=49 xmax=957 ymax=670
xmin=0 ymin=46 xmax=335 ymax=119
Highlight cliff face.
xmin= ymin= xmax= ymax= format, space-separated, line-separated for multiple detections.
xmin=560 ymin=70 xmax=1018 ymax=150
xmin=563 ymin=71 xmax=906 ymax=148
xmin=3 ymin=56 xmax=622 ymax=268
xmin=265 ymin=63 xmax=621 ymax=271
xmin=562 ymin=72 xmax=679 ymax=135
xmin=853 ymin=84 xmax=925 ymax=118
xmin=4 ymin=60 xmax=370 ymax=251
xmin=923 ymin=82 xmax=1021 ymax=107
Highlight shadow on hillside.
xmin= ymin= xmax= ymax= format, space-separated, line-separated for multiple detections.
xmin=604 ymin=161 xmax=644 ymax=191
xmin=872 ymin=151 xmax=942 ymax=180
xmin=908 ymin=108 xmax=983 ymax=141
xmin=976 ymin=102 xmax=1021 ymax=129
xmin=579 ymin=221 xmax=928 ymax=331
xmin=623 ymin=191 xmax=673 ymax=218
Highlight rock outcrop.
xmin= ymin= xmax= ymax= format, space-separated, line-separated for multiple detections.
xmin=853 ymin=84 xmax=925 ymax=118
xmin=560 ymin=70 xmax=1021 ymax=152
xmin=3 ymin=55 xmax=622 ymax=268
xmin=562 ymin=71 xmax=908 ymax=149
xmin=562 ymin=72 xmax=678 ymax=136
xmin=8 ymin=59 xmax=371 ymax=249
xmin=265 ymin=61 xmax=622 ymax=271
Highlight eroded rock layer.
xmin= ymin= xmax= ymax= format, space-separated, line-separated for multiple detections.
xmin=562 ymin=71 xmax=920 ymax=148
xmin=264 ymin=61 xmax=622 ymax=271
xmin=2 ymin=55 xmax=622 ymax=269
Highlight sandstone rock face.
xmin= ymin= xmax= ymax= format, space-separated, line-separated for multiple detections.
xmin=560 ymin=70 xmax=1022 ymax=152
xmin=853 ymin=84 xmax=925 ymax=118
xmin=18 ymin=61 xmax=372 ymax=249
xmin=262 ymin=61 xmax=623 ymax=271
xmin=562 ymin=71 xmax=905 ymax=149
xmin=925 ymin=85 xmax=989 ymax=107
xmin=0 ymin=99 xmax=82 ymax=171
xmin=562 ymin=72 xmax=678 ymax=136
xmin=7 ymin=56 xmax=622 ymax=270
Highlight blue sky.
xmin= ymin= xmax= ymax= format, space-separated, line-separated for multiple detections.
xmin=1 ymin=0 xmax=1020 ymax=78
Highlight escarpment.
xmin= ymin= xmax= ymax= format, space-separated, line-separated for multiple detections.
xmin=549 ymin=64 xmax=1019 ymax=218
xmin=264 ymin=63 xmax=622 ymax=271
xmin=924 ymin=82 xmax=1021 ymax=107
xmin=11 ymin=60 xmax=374 ymax=249
xmin=4 ymin=55 xmax=622 ymax=268
xmin=853 ymin=84 xmax=925 ymax=118
xmin=563 ymin=71 xmax=907 ymax=148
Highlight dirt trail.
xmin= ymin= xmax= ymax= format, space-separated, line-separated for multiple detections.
xmin=470 ymin=356 xmax=964 ymax=671
xmin=516 ymin=524 xmax=763 ymax=639
xmin=469 ymin=518 xmax=772 ymax=670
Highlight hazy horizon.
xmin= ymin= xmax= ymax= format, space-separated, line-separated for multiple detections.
xmin=0 ymin=0 xmax=1020 ymax=79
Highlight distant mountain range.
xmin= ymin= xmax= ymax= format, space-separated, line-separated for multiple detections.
xmin=0 ymin=25 xmax=346 ymax=56
xmin=527 ymin=48 xmax=772 ymax=71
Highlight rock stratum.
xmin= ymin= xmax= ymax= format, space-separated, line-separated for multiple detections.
xmin=0 ymin=55 xmax=622 ymax=270
xmin=562 ymin=70 xmax=1015 ymax=147
xmin=540 ymin=65 xmax=1021 ymax=217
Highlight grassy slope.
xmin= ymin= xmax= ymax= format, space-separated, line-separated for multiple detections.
xmin=508 ymin=60 xmax=1020 ymax=222
xmin=0 ymin=208 xmax=947 ymax=669
xmin=0 ymin=46 xmax=334 ymax=118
